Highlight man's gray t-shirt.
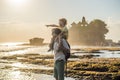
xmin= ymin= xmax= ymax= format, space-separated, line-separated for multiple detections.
xmin=53 ymin=39 xmax=69 ymax=62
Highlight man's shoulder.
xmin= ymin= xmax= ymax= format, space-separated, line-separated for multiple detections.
xmin=62 ymin=38 xmax=66 ymax=42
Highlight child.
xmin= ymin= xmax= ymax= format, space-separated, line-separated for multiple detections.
xmin=46 ymin=18 xmax=68 ymax=52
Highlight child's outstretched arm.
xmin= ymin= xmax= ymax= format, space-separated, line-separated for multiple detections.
xmin=46 ymin=24 xmax=59 ymax=27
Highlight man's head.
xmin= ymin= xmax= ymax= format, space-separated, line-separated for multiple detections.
xmin=59 ymin=18 xmax=67 ymax=27
xmin=52 ymin=28 xmax=61 ymax=37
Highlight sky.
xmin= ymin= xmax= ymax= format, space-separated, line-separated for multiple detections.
xmin=0 ymin=0 xmax=120 ymax=43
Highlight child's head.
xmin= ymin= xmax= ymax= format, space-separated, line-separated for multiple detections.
xmin=52 ymin=28 xmax=62 ymax=37
xmin=59 ymin=18 xmax=67 ymax=27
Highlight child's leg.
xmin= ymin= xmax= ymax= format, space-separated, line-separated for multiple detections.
xmin=48 ymin=37 xmax=55 ymax=52
xmin=62 ymin=35 xmax=68 ymax=40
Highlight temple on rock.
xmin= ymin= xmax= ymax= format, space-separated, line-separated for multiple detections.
xmin=68 ymin=17 xmax=108 ymax=46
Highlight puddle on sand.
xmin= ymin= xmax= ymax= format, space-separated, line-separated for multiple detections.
xmin=0 ymin=60 xmax=75 ymax=80
xmin=10 ymin=62 xmax=53 ymax=70
xmin=0 ymin=70 xmax=75 ymax=80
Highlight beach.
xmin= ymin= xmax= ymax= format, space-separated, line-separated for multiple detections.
xmin=0 ymin=43 xmax=120 ymax=80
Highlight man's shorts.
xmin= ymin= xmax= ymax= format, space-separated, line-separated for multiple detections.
xmin=54 ymin=60 xmax=65 ymax=80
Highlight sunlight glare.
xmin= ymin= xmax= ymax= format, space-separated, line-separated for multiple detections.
xmin=1 ymin=42 xmax=24 ymax=46
xmin=10 ymin=71 xmax=21 ymax=79
xmin=6 ymin=0 xmax=30 ymax=7
xmin=12 ymin=62 xmax=26 ymax=68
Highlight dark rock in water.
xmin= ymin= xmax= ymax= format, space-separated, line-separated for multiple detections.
xmin=102 ymin=74 xmax=112 ymax=80
xmin=29 ymin=37 xmax=44 ymax=45
xmin=80 ymin=54 xmax=100 ymax=59
xmin=73 ymin=67 xmax=81 ymax=70
xmin=113 ymin=75 xmax=120 ymax=80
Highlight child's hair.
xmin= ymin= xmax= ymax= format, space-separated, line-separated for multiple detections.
xmin=59 ymin=18 xmax=67 ymax=26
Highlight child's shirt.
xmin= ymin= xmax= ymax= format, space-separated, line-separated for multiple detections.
xmin=60 ymin=26 xmax=68 ymax=39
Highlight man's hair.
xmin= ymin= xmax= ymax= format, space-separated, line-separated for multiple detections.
xmin=59 ymin=18 xmax=67 ymax=25
xmin=52 ymin=28 xmax=61 ymax=35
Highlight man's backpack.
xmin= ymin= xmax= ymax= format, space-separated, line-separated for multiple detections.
xmin=63 ymin=41 xmax=71 ymax=61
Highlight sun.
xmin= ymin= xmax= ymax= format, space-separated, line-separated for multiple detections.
xmin=6 ymin=0 xmax=29 ymax=7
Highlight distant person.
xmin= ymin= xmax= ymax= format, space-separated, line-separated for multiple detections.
xmin=46 ymin=18 xmax=68 ymax=52
xmin=51 ymin=28 xmax=70 ymax=80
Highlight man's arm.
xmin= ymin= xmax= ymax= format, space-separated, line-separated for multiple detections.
xmin=46 ymin=24 xmax=59 ymax=27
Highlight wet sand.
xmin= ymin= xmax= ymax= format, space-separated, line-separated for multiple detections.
xmin=0 ymin=45 xmax=120 ymax=80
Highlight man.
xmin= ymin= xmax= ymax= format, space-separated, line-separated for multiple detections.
xmin=51 ymin=28 xmax=69 ymax=80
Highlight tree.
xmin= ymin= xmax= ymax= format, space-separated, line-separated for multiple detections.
xmin=89 ymin=19 xmax=109 ymax=45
